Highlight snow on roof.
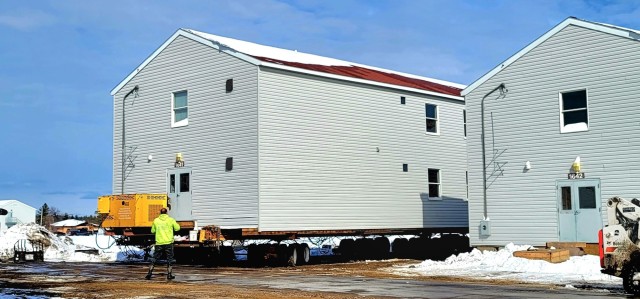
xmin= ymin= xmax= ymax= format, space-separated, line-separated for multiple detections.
xmin=110 ymin=29 xmax=464 ymax=99
xmin=0 ymin=200 xmax=36 ymax=210
xmin=186 ymin=29 xmax=464 ymax=97
xmin=51 ymin=219 xmax=87 ymax=227
xmin=462 ymin=17 xmax=640 ymax=96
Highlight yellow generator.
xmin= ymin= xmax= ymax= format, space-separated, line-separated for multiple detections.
xmin=98 ymin=194 xmax=167 ymax=228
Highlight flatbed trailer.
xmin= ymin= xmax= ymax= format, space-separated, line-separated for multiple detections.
xmin=99 ymin=194 xmax=469 ymax=266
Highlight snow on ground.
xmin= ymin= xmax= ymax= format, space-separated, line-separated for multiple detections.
xmin=0 ymin=223 xmax=143 ymax=263
xmin=0 ymin=224 xmax=625 ymax=289
xmin=391 ymin=243 xmax=622 ymax=288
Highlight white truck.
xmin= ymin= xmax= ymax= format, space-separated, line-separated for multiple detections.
xmin=600 ymin=196 xmax=640 ymax=294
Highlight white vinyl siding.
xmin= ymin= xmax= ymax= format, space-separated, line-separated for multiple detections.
xmin=112 ymin=33 xmax=468 ymax=233
xmin=465 ymin=24 xmax=640 ymax=246
xmin=258 ymin=67 xmax=468 ymax=231
xmin=113 ymin=35 xmax=259 ymax=228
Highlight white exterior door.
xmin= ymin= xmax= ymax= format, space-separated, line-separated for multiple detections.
xmin=557 ymin=179 xmax=601 ymax=242
xmin=167 ymin=167 xmax=192 ymax=221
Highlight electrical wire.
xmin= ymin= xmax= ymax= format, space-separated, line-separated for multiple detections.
xmin=94 ymin=214 xmax=117 ymax=250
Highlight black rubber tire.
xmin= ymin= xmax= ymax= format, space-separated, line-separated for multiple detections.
xmin=277 ymin=244 xmax=289 ymax=266
xmin=339 ymin=239 xmax=355 ymax=262
xmin=354 ymin=238 xmax=375 ymax=260
xmin=219 ymin=246 xmax=235 ymax=266
xmin=287 ymin=244 xmax=298 ymax=267
xmin=247 ymin=244 xmax=257 ymax=266
xmin=297 ymin=243 xmax=310 ymax=265
xmin=373 ymin=237 xmax=390 ymax=260
xmin=392 ymin=238 xmax=409 ymax=258
xmin=623 ymin=263 xmax=640 ymax=295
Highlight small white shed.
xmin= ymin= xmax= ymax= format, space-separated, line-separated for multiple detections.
xmin=0 ymin=200 xmax=36 ymax=235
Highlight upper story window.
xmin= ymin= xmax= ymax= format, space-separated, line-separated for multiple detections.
xmin=172 ymin=90 xmax=188 ymax=127
xmin=559 ymin=89 xmax=588 ymax=133
xmin=428 ymin=168 xmax=441 ymax=199
xmin=425 ymin=104 xmax=438 ymax=134
xmin=463 ymin=109 xmax=467 ymax=138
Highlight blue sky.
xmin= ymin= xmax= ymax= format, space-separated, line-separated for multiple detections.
xmin=1 ymin=0 xmax=639 ymax=216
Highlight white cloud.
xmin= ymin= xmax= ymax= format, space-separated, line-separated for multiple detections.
xmin=0 ymin=9 xmax=56 ymax=31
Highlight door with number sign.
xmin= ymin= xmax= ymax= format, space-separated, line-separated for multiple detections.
xmin=557 ymin=179 xmax=601 ymax=242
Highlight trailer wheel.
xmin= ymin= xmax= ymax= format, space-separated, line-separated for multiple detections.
xmin=623 ymin=263 xmax=640 ymax=295
xmin=220 ymin=246 xmax=235 ymax=266
xmin=373 ymin=237 xmax=390 ymax=260
xmin=287 ymin=244 xmax=298 ymax=267
xmin=339 ymin=239 xmax=355 ymax=262
xmin=392 ymin=238 xmax=409 ymax=258
xmin=277 ymin=244 xmax=289 ymax=266
xmin=297 ymin=243 xmax=310 ymax=265
xmin=247 ymin=244 xmax=255 ymax=266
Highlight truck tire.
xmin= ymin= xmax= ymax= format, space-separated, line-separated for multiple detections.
xmin=287 ymin=244 xmax=298 ymax=267
xmin=297 ymin=243 xmax=310 ymax=265
xmin=373 ymin=237 xmax=390 ymax=260
xmin=247 ymin=244 xmax=257 ymax=266
xmin=220 ymin=246 xmax=235 ymax=266
xmin=623 ymin=263 xmax=640 ymax=295
xmin=392 ymin=238 xmax=409 ymax=258
xmin=277 ymin=244 xmax=289 ymax=266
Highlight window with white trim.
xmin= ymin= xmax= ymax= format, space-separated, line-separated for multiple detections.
xmin=428 ymin=168 xmax=441 ymax=199
xmin=560 ymin=89 xmax=588 ymax=133
xmin=172 ymin=90 xmax=188 ymax=127
xmin=425 ymin=104 xmax=438 ymax=134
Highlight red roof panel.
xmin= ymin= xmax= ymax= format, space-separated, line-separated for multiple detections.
xmin=252 ymin=56 xmax=462 ymax=97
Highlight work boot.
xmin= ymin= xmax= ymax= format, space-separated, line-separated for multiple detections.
xmin=145 ymin=273 xmax=152 ymax=280
xmin=167 ymin=273 xmax=175 ymax=280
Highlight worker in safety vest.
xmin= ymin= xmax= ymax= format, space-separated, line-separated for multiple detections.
xmin=145 ymin=208 xmax=180 ymax=280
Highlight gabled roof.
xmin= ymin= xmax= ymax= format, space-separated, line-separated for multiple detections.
xmin=111 ymin=29 xmax=464 ymax=100
xmin=462 ymin=17 xmax=640 ymax=96
xmin=0 ymin=200 xmax=36 ymax=210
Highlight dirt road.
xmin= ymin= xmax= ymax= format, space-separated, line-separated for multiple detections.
xmin=0 ymin=260 xmax=624 ymax=298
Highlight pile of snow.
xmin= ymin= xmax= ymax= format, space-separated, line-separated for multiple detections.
xmin=392 ymin=243 xmax=622 ymax=287
xmin=0 ymin=223 xmax=143 ymax=263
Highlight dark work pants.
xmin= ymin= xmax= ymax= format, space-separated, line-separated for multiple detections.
xmin=147 ymin=244 xmax=174 ymax=275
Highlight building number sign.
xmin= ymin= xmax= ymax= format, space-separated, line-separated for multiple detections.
xmin=568 ymin=172 xmax=585 ymax=179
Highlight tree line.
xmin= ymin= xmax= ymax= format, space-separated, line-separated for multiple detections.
xmin=36 ymin=203 xmax=101 ymax=228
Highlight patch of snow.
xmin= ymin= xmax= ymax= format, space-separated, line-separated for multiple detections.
xmin=391 ymin=243 xmax=622 ymax=287
xmin=185 ymin=29 xmax=465 ymax=89
xmin=0 ymin=223 xmax=143 ymax=263
xmin=561 ymin=122 xmax=588 ymax=133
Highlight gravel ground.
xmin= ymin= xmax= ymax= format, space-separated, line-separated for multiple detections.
xmin=0 ymin=259 xmax=572 ymax=299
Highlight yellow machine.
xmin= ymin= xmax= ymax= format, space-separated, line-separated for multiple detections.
xmin=98 ymin=194 xmax=167 ymax=228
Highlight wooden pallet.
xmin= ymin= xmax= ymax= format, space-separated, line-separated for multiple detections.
xmin=513 ymin=248 xmax=570 ymax=263
xmin=546 ymin=242 xmax=599 ymax=256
